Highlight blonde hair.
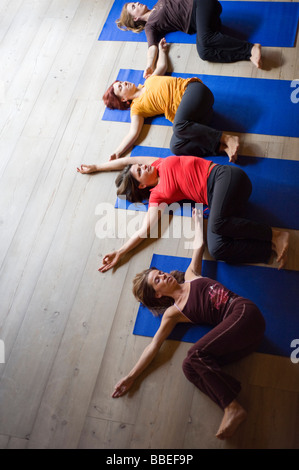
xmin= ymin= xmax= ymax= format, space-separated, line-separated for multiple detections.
xmin=132 ymin=268 xmax=185 ymax=316
xmin=116 ymin=3 xmax=146 ymax=33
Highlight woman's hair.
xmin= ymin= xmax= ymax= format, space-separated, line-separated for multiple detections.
xmin=132 ymin=268 xmax=185 ymax=316
xmin=102 ymin=80 xmax=131 ymax=110
xmin=116 ymin=3 xmax=146 ymax=33
xmin=115 ymin=164 xmax=152 ymax=203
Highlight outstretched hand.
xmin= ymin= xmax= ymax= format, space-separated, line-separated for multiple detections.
xmin=112 ymin=376 xmax=135 ymax=398
xmin=77 ymin=164 xmax=98 ymax=174
xmin=98 ymin=251 xmax=121 ymax=273
xmin=158 ymin=37 xmax=168 ymax=52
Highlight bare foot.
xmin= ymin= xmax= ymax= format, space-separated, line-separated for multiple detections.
xmin=216 ymin=400 xmax=247 ymax=440
xmin=220 ymin=134 xmax=239 ymax=163
xmin=250 ymin=44 xmax=262 ymax=69
xmin=272 ymin=229 xmax=289 ymax=270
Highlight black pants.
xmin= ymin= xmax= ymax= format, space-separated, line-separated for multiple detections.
xmin=170 ymin=81 xmax=222 ymax=157
xmin=189 ymin=0 xmax=253 ymax=63
xmin=207 ymin=165 xmax=273 ymax=264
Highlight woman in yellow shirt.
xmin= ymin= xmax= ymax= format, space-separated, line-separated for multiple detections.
xmin=103 ymin=38 xmax=239 ymax=163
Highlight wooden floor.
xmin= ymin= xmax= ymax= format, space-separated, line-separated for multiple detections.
xmin=0 ymin=0 xmax=298 ymax=450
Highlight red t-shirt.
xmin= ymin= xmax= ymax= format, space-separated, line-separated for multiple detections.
xmin=149 ymin=156 xmax=213 ymax=207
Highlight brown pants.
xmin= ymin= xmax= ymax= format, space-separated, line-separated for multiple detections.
xmin=182 ymin=299 xmax=265 ymax=409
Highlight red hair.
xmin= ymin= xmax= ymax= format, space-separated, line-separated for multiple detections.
xmin=102 ymin=80 xmax=131 ymax=110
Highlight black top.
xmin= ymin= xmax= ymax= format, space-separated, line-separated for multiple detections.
xmin=145 ymin=0 xmax=194 ymax=47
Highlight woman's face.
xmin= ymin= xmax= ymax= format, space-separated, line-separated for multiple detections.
xmin=113 ymin=81 xmax=137 ymax=103
xmin=147 ymin=270 xmax=176 ymax=298
xmin=130 ymin=163 xmax=158 ymax=188
xmin=127 ymin=2 xmax=148 ymax=20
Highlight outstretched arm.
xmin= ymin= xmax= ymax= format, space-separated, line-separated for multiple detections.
xmin=144 ymin=38 xmax=169 ymax=79
xmin=185 ymin=208 xmax=205 ymax=281
xmin=144 ymin=45 xmax=158 ymax=79
xmin=77 ymin=156 xmax=131 ymax=174
xmin=112 ymin=308 xmax=178 ymax=398
xmin=109 ymin=114 xmax=144 ymax=161
xmin=99 ymin=205 xmax=162 ymax=272
xmin=150 ymin=38 xmax=169 ymax=77
xmin=77 ymin=155 xmax=158 ymax=174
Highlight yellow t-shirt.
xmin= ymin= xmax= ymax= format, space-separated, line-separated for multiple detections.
xmin=130 ymin=75 xmax=202 ymax=123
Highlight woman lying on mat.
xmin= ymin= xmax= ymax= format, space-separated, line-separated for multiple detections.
xmin=77 ymin=155 xmax=289 ymax=272
xmin=103 ymin=37 xmax=239 ymax=163
xmin=116 ymin=0 xmax=262 ymax=75
xmin=112 ymin=209 xmax=265 ymax=440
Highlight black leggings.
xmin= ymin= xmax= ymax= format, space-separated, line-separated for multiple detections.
xmin=189 ymin=0 xmax=253 ymax=63
xmin=207 ymin=165 xmax=273 ymax=264
xmin=170 ymin=81 xmax=222 ymax=157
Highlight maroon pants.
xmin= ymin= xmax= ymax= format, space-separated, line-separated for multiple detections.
xmin=182 ymin=299 xmax=265 ymax=409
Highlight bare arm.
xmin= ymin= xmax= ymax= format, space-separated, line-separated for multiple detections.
xmin=112 ymin=307 xmax=179 ymax=397
xmin=151 ymin=38 xmax=169 ymax=77
xmin=185 ymin=208 xmax=205 ymax=281
xmin=110 ymin=114 xmax=144 ymax=160
xmin=77 ymin=156 xmax=158 ymax=174
xmin=99 ymin=205 xmax=162 ymax=272
xmin=144 ymin=45 xmax=158 ymax=79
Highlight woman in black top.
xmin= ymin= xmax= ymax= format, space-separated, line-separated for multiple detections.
xmin=117 ymin=0 xmax=262 ymax=77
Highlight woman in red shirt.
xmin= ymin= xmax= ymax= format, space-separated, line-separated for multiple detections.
xmin=77 ymin=155 xmax=289 ymax=272
xmin=116 ymin=0 xmax=262 ymax=77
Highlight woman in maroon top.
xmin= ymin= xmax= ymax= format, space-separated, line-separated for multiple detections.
xmin=112 ymin=209 xmax=265 ymax=439
xmin=77 ymin=155 xmax=289 ymax=272
xmin=116 ymin=0 xmax=262 ymax=78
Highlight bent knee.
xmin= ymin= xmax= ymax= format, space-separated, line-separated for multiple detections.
xmin=197 ymin=47 xmax=213 ymax=62
xmin=209 ymin=217 xmax=228 ymax=236
xmin=208 ymin=242 xmax=233 ymax=263
xmin=169 ymin=133 xmax=188 ymax=156
xmin=172 ymin=119 xmax=189 ymax=135
xmin=182 ymin=352 xmax=200 ymax=381
xmin=169 ymin=140 xmax=180 ymax=156
xmin=196 ymin=38 xmax=217 ymax=61
xmin=182 ymin=356 xmax=193 ymax=379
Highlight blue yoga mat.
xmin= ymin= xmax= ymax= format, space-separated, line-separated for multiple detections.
xmin=115 ymin=145 xmax=299 ymax=231
xmin=133 ymin=254 xmax=299 ymax=358
xmin=102 ymin=69 xmax=299 ymax=138
xmin=99 ymin=1 xmax=299 ymax=48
